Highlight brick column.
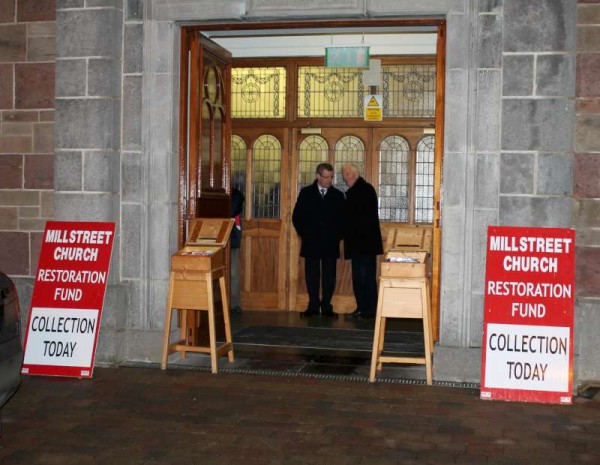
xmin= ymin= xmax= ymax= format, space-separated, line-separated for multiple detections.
xmin=0 ymin=0 xmax=55 ymax=280
xmin=574 ymin=0 xmax=600 ymax=379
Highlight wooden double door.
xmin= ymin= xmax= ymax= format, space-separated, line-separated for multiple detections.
xmin=234 ymin=126 xmax=435 ymax=315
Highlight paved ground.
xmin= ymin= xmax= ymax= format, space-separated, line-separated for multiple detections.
xmin=1 ymin=366 xmax=598 ymax=464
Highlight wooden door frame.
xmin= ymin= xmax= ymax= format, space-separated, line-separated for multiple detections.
xmin=180 ymin=18 xmax=446 ymax=339
xmin=177 ymin=30 xmax=232 ymax=247
xmin=432 ymin=24 xmax=446 ymax=341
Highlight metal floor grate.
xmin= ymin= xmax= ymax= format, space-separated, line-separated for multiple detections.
xmin=119 ymin=360 xmax=480 ymax=390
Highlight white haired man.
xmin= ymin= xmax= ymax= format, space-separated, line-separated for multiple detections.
xmin=341 ymin=164 xmax=383 ymax=319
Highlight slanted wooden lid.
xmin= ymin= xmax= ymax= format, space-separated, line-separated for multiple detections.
xmin=186 ymin=218 xmax=235 ymax=246
xmin=386 ymin=226 xmax=433 ymax=253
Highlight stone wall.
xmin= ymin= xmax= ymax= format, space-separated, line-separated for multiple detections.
xmin=0 ymin=0 xmax=55 ymax=278
xmin=3 ymin=0 xmax=597 ymax=383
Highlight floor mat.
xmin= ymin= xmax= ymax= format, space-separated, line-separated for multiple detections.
xmin=233 ymin=325 xmax=424 ymax=354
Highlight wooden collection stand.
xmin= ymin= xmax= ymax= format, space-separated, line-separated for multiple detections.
xmin=370 ymin=226 xmax=434 ymax=385
xmin=370 ymin=277 xmax=433 ymax=384
xmin=161 ymin=219 xmax=235 ymax=374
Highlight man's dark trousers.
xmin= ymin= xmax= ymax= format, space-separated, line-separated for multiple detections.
xmin=305 ymin=256 xmax=336 ymax=312
xmin=351 ymin=254 xmax=378 ymax=316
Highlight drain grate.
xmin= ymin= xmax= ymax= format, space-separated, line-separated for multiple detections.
xmin=119 ymin=360 xmax=480 ymax=390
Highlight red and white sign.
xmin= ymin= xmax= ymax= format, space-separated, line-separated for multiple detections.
xmin=480 ymin=226 xmax=575 ymax=404
xmin=22 ymin=221 xmax=116 ymax=378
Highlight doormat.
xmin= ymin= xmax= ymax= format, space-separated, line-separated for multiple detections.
xmin=232 ymin=325 xmax=424 ymax=354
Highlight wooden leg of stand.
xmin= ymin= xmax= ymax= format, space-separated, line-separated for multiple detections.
xmin=369 ymin=316 xmax=382 ymax=382
xmin=426 ymin=284 xmax=434 ymax=355
xmin=219 ymin=275 xmax=234 ymax=362
xmin=377 ymin=317 xmax=386 ymax=372
xmin=161 ymin=273 xmax=176 ymax=370
xmin=180 ymin=309 xmax=188 ymax=360
xmin=422 ymin=283 xmax=433 ymax=385
xmin=370 ymin=290 xmax=385 ymax=382
xmin=161 ymin=306 xmax=173 ymax=370
xmin=206 ymin=275 xmax=218 ymax=374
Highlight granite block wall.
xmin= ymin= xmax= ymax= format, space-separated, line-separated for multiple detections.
xmin=0 ymin=0 xmax=55 ymax=281
xmin=3 ymin=0 xmax=596 ymax=381
xmin=54 ymin=0 xmax=124 ymax=362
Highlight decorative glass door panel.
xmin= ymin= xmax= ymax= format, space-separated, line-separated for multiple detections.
xmin=232 ymin=128 xmax=289 ymax=311
xmin=178 ymin=33 xmax=232 ymax=245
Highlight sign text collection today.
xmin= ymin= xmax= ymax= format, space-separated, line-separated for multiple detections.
xmin=22 ymin=222 xmax=116 ymax=378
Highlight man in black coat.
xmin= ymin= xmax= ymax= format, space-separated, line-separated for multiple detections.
xmin=230 ymin=187 xmax=244 ymax=313
xmin=292 ymin=163 xmax=345 ymax=317
xmin=342 ymin=163 xmax=384 ymax=319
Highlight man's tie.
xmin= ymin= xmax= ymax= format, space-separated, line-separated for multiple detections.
xmin=320 ymin=188 xmax=326 ymax=198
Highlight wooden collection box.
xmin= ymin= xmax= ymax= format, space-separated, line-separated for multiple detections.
xmin=381 ymin=226 xmax=432 ymax=279
xmin=186 ymin=218 xmax=234 ymax=247
xmin=171 ymin=246 xmax=224 ymax=272
xmin=386 ymin=225 xmax=432 ymax=253
xmin=380 ymin=250 xmax=428 ymax=278
xmin=161 ymin=218 xmax=235 ymax=374
xmin=371 ymin=226 xmax=435 ymax=384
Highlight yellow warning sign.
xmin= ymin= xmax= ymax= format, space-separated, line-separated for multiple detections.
xmin=364 ymin=95 xmax=382 ymax=121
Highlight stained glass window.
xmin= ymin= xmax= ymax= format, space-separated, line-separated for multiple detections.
xmin=298 ymin=67 xmax=364 ymax=118
xmin=378 ymin=136 xmax=410 ymax=222
xmin=231 ymin=135 xmax=246 ymax=193
xmin=382 ymin=65 xmax=436 ymax=117
xmin=415 ymin=135 xmax=435 ymax=223
xmin=297 ymin=64 xmax=436 ymax=118
xmin=231 ymin=67 xmax=286 ymax=118
xmin=334 ymin=135 xmax=365 ymax=193
xmin=251 ymin=135 xmax=281 ymax=219
xmin=298 ymin=135 xmax=329 ymax=195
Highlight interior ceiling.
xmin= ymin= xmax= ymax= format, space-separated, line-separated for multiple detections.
xmin=203 ymin=27 xmax=437 ymax=58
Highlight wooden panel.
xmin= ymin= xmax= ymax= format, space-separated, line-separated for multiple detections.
xmin=241 ymin=291 xmax=279 ymax=310
xmin=171 ymin=247 xmax=223 ymax=271
xmin=249 ymin=236 xmax=279 ymax=292
xmin=243 ymin=221 xmax=281 ymax=237
xmin=386 ymin=226 xmax=433 ymax=253
xmin=380 ymin=262 xmax=427 ymax=278
xmin=380 ymin=287 xmax=424 ymax=318
xmin=187 ymin=218 xmax=234 ymax=245
xmin=170 ymin=280 xmax=210 ymax=309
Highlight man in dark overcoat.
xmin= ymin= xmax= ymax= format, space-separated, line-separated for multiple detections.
xmin=342 ymin=163 xmax=383 ymax=318
xmin=292 ymin=163 xmax=345 ymax=316
xmin=230 ymin=186 xmax=244 ymax=312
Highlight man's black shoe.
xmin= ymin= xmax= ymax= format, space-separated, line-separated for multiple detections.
xmin=321 ymin=308 xmax=336 ymax=318
xmin=301 ymin=307 xmax=320 ymax=317
xmin=344 ymin=309 xmax=361 ymax=319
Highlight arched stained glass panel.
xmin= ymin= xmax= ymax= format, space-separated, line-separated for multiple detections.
xmin=378 ymin=135 xmax=410 ymax=222
xmin=231 ymin=135 xmax=246 ymax=193
xmin=415 ymin=135 xmax=435 ymax=223
xmin=297 ymin=135 xmax=329 ymax=195
xmin=334 ymin=135 xmax=365 ymax=193
xmin=251 ymin=135 xmax=281 ymax=219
